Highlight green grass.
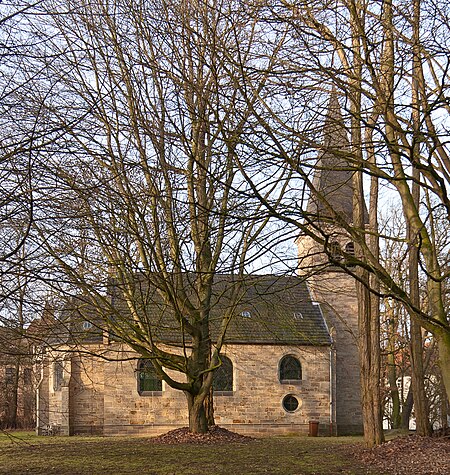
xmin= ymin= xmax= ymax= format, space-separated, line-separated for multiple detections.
xmin=0 ymin=432 xmax=383 ymax=475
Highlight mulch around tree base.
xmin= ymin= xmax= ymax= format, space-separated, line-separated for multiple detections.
xmin=149 ymin=426 xmax=255 ymax=445
xmin=345 ymin=434 xmax=450 ymax=475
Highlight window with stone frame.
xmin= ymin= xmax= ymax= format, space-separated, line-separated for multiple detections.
xmin=279 ymin=355 xmax=302 ymax=383
xmin=213 ymin=355 xmax=233 ymax=393
xmin=282 ymin=394 xmax=300 ymax=412
xmin=137 ymin=359 xmax=162 ymax=394
xmin=53 ymin=360 xmax=64 ymax=391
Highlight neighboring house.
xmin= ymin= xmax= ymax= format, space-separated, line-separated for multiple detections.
xmin=36 ymin=94 xmax=364 ymax=437
xmin=0 ymin=327 xmax=35 ymax=429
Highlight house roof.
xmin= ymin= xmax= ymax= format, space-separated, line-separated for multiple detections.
xmin=69 ymin=274 xmax=331 ymax=347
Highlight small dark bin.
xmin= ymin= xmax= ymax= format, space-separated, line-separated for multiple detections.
xmin=308 ymin=420 xmax=319 ymax=437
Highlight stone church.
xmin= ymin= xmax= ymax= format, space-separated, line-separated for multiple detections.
xmin=35 ymin=95 xmax=363 ymax=437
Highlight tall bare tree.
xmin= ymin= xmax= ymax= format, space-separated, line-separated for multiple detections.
xmin=226 ymin=0 xmax=450 ymax=445
xmin=19 ymin=0 xmax=288 ymax=433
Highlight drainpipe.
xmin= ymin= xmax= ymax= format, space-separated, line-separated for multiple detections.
xmin=329 ymin=344 xmax=337 ymax=436
xmin=35 ymin=356 xmax=45 ymax=435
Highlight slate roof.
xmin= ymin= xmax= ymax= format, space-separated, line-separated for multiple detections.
xmin=307 ymin=92 xmax=369 ymax=224
xmin=68 ymin=274 xmax=331 ymax=347
xmin=208 ymin=275 xmax=330 ymax=346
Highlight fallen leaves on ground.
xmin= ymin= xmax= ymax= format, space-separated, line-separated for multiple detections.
xmin=345 ymin=434 xmax=450 ymax=475
xmin=149 ymin=425 xmax=254 ymax=445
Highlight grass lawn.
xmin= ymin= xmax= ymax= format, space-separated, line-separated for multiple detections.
xmin=0 ymin=432 xmax=384 ymax=475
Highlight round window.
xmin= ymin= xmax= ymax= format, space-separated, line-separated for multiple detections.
xmin=282 ymin=394 xmax=299 ymax=412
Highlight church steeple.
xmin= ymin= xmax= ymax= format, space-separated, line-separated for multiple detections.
xmin=297 ymin=91 xmax=365 ymax=437
xmin=306 ymin=90 xmax=367 ymax=224
xmin=322 ymin=88 xmax=349 ymax=152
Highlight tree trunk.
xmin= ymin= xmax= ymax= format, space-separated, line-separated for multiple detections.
xmin=7 ymin=362 xmax=20 ymax=428
xmin=354 ymin=162 xmax=384 ymax=446
xmin=437 ymin=334 xmax=450 ymax=409
xmin=352 ymin=59 xmax=384 ymax=444
xmin=185 ymin=392 xmax=208 ymax=434
xmin=387 ymin=337 xmax=401 ymax=428
xmin=409 ymin=321 xmax=431 ymax=435
xmin=357 ymin=279 xmax=385 ymax=447
xmin=204 ymin=345 xmax=215 ymax=427
xmin=367 ymin=116 xmax=384 ymax=443
xmin=408 ymin=0 xmax=431 ymax=436
xmin=401 ymin=386 xmax=414 ymax=429
xmin=439 ymin=374 xmax=449 ymax=430
xmin=384 ymin=300 xmax=401 ymax=428
xmin=204 ymin=387 xmax=215 ymax=428
xmin=408 ymin=211 xmax=431 ymax=436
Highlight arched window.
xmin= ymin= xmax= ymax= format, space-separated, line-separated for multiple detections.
xmin=345 ymin=242 xmax=355 ymax=256
xmin=345 ymin=241 xmax=356 ymax=267
xmin=53 ymin=361 xmax=64 ymax=391
xmin=137 ymin=359 xmax=162 ymax=394
xmin=329 ymin=241 xmax=342 ymax=261
xmin=213 ymin=355 xmax=233 ymax=393
xmin=279 ymin=355 xmax=302 ymax=383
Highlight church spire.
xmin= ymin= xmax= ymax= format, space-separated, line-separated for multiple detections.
xmin=322 ymin=87 xmax=349 ymax=152
xmin=306 ymin=90 xmax=366 ymax=224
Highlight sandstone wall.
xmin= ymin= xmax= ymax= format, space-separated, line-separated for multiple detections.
xmin=69 ymin=354 xmax=105 ymax=435
xmin=297 ymin=233 xmax=364 ymax=435
xmin=213 ymin=344 xmax=331 ymax=436
xmin=58 ymin=343 xmax=331 ymax=437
